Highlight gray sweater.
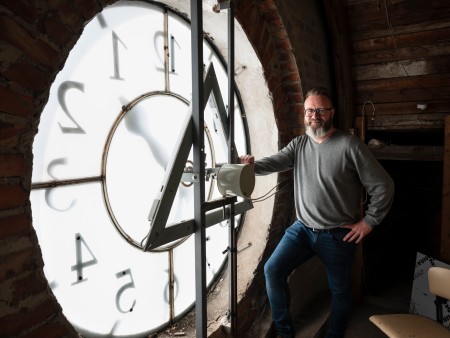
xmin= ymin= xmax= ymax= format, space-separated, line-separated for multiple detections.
xmin=254 ymin=130 xmax=394 ymax=228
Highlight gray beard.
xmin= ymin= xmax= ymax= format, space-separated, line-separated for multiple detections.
xmin=305 ymin=118 xmax=333 ymax=139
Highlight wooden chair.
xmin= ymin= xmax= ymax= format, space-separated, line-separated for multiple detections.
xmin=369 ymin=266 xmax=450 ymax=338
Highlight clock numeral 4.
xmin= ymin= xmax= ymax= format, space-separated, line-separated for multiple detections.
xmin=71 ymin=233 xmax=98 ymax=285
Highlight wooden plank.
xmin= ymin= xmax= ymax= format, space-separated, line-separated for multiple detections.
xmin=349 ymin=17 xmax=450 ymax=42
xmin=354 ymin=55 xmax=450 ymax=80
xmin=353 ymin=42 xmax=450 ymax=66
xmin=355 ymin=73 xmax=450 ymax=92
xmin=352 ymin=27 xmax=450 ymax=53
xmin=323 ymin=0 xmax=354 ymax=132
xmin=442 ymin=115 xmax=450 ymax=261
xmin=354 ymin=114 xmax=446 ymax=131
xmin=347 ymin=0 xmax=450 ymax=29
xmin=369 ymin=145 xmax=444 ymax=161
xmin=353 ymin=86 xmax=450 ymax=104
xmin=353 ymin=102 xmax=450 ymax=117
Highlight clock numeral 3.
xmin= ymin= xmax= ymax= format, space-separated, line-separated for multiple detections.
xmin=71 ymin=233 xmax=98 ymax=285
xmin=45 ymin=158 xmax=75 ymax=211
xmin=57 ymin=81 xmax=86 ymax=134
xmin=115 ymin=269 xmax=136 ymax=313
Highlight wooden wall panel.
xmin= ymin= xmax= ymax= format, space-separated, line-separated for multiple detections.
xmin=442 ymin=115 xmax=450 ymax=262
xmin=343 ymin=0 xmax=450 ymax=134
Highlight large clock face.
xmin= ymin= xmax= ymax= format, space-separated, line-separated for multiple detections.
xmin=30 ymin=1 xmax=249 ymax=337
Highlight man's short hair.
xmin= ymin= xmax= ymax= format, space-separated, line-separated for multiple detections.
xmin=305 ymin=87 xmax=332 ymax=102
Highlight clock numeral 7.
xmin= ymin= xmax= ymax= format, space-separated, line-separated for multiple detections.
xmin=115 ymin=269 xmax=136 ymax=313
xmin=71 ymin=233 xmax=98 ymax=285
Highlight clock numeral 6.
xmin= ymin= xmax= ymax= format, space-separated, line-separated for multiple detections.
xmin=71 ymin=233 xmax=98 ymax=285
xmin=115 ymin=269 xmax=136 ymax=313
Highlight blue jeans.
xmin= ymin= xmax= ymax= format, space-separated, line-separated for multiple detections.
xmin=264 ymin=220 xmax=356 ymax=338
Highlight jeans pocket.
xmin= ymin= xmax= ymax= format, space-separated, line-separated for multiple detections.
xmin=331 ymin=228 xmax=352 ymax=242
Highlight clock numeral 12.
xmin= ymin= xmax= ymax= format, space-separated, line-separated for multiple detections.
xmin=71 ymin=233 xmax=98 ymax=284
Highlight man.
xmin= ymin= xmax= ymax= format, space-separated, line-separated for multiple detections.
xmin=239 ymin=87 xmax=394 ymax=338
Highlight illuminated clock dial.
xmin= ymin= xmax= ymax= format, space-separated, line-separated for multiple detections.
xmin=31 ymin=1 xmax=249 ymax=337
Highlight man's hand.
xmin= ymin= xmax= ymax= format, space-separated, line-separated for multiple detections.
xmin=239 ymin=154 xmax=255 ymax=166
xmin=340 ymin=219 xmax=373 ymax=244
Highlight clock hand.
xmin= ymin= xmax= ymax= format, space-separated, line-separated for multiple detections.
xmin=119 ymin=96 xmax=169 ymax=169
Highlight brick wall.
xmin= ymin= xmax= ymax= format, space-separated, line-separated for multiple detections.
xmin=0 ymin=0 xmax=329 ymax=336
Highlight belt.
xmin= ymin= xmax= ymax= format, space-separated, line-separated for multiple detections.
xmin=308 ymin=226 xmax=339 ymax=233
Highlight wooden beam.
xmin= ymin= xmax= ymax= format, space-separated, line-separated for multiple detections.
xmin=370 ymin=145 xmax=443 ymax=161
xmin=322 ymin=0 xmax=354 ymax=131
xmin=354 ymin=113 xmax=446 ymax=131
xmin=441 ymin=115 xmax=450 ymax=262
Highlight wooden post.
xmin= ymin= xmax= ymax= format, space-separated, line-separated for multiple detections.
xmin=441 ymin=115 xmax=450 ymax=262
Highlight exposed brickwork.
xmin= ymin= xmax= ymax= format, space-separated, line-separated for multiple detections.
xmin=0 ymin=0 xmax=114 ymax=336
xmin=0 ymin=0 xmax=328 ymax=336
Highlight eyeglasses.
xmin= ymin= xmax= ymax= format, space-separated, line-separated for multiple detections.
xmin=304 ymin=108 xmax=333 ymax=117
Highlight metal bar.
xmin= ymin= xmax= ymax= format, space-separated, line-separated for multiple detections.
xmin=143 ymin=112 xmax=193 ymax=251
xmin=145 ymin=200 xmax=253 ymax=250
xmin=227 ymin=1 xmax=238 ymax=335
xmin=31 ymin=175 xmax=102 ymax=190
xmin=203 ymin=195 xmax=237 ymax=212
xmin=169 ymin=249 xmax=175 ymax=322
xmin=190 ymin=1 xmax=207 ymax=337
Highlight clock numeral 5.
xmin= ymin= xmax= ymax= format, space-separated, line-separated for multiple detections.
xmin=115 ymin=269 xmax=136 ymax=313
xmin=71 ymin=233 xmax=98 ymax=285
xmin=58 ymin=81 xmax=86 ymax=134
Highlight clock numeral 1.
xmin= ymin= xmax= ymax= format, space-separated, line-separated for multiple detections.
xmin=170 ymin=34 xmax=179 ymax=73
xmin=58 ymin=81 xmax=86 ymax=134
xmin=154 ymin=31 xmax=179 ymax=74
xmin=115 ymin=269 xmax=136 ymax=313
xmin=71 ymin=233 xmax=98 ymax=285
xmin=111 ymin=31 xmax=127 ymax=80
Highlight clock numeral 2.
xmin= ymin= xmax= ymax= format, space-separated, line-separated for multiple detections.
xmin=71 ymin=233 xmax=98 ymax=284
xmin=58 ymin=81 xmax=86 ymax=134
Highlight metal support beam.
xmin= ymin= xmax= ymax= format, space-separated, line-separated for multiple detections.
xmin=226 ymin=1 xmax=238 ymax=336
xmin=191 ymin=1 xmax=207 ymax=337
